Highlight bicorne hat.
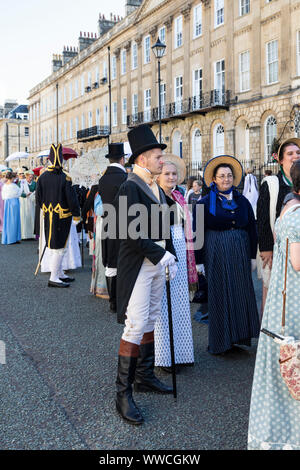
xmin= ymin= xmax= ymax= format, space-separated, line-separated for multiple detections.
xmin=127 ymin=124 xmax=167 ymax=165
xmin=48 ymin=143 xmax=63 ymax=168
xmin=105 ymin=142 xmax=126 ymax=159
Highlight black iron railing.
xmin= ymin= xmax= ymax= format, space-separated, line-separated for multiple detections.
xmin=127 ymin=90 xmax=231 ymax=127
xmin=77 ymin=126 xmax=110 ymax=140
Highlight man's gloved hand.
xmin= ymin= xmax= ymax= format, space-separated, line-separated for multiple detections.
xmin=168 ymin=263 xmax=178 ymax=281
xmin=196 ymin=264 xmax=205 ymax=275
xmin=72 ymin=217 xmax=81 ymax=226
xmin=160 ymin=251 xmax=176 ymax=268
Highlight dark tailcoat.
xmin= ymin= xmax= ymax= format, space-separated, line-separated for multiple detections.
xmin=36 ymin=169 xmax=80 ymax=249
xmin=98 ymin=166 xmax=128 ymax=268
xmin=115 ymin=173 xmax=177 ymax=323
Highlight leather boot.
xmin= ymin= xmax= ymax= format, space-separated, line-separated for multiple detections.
xmin=116 ymin=340 xmax=144 ymax=425
xmin=106 ymin=276 xmax=117 ymax=312
xmin=134 ymin=332 xmax=173 ymax=394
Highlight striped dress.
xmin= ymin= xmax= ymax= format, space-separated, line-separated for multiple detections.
xmin=194 ymin=190 xmax=260 ymax=354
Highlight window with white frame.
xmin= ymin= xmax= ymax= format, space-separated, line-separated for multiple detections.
xmin=213 ymin=123 xmax=225 ymax=156
xmin=265 ymin=115 xmax=277 ymax=162
xmin=54 ymin=127 xmax=57 ymax=144
xmin=266 ymin=40 xmax=278 ymax=84
xmin=104 ymin=105 xmax=109 ymax=127
xmin=41 ymin=129 xmax=43 ymax=146
xmin=112 ymin=55 xmax=117 ymax=79
xmin=144 ymin=89 xmax=151 ymax=122
xmin=88 ymin=72 xmax=92 ymax=88
xmin=58 ymin=124 xmax=62 ymax=142
xmin=144 ymin=36 xmax=150 ymax=64
xmin=103 ymin=61 xmax=107 ymax=79
xmin=69 ymin=83 xmax=72 ymax=102
xmin=81 ymin=113 xmax=85 ymax=130
xmin=297 ymin=31 xmax=300 ymax=76
xmin=240 ymin=0 xmax=250 ymax=16
xmin=158 ymin=26 xmax=166 ymax=45
xmin=194 ymin=4 xmax=202 ymax=38
xmin=193 ymin=68 xmax=203 ymax=109
xmin=64 ymin=122 xmax=67 ymax=140
xmin=121 ymin=49 xmax=127 ymax=75
xmin=75 ymin=79 xmax=79 ymax=98
xmin=192 ymin=129 xmax=202 ymax=166
xmin=159 ymin=83 xmax=166 ymax=118
xmin=215 ymin=0 xmax=224 ymax=27
xmin=132 ymin=42 xmax=137 ymax=70
xmin=132 ymin=93 xmax=138 ymax=121
xmin=174 ymin=16 xmax=183 ymax=48
xmin=49 ymin=127 xmax=52 ymax=143
xmin=95 ymin=67 xmax=99 ymax=84
xmin=214 ymin=59 xmax=225 ymax=104
xmin=113 ymin=102 xmax=117 ymax=127
xmin=96 ymin=108 xmax=100 ymax=127
xmin=88 ymin=111 xmax=92 ymax=128
xmin=69 ymin=119 xmax=73 ymax=139
xmin=122 ymin=98 xmax=127 ymax=125
xmin=75 ymin=117 xmax=79 ymax=136
xmin=63 ymin=87 xmax=67 ymax=104
xmin=174 ymin=76 xmax=183 ymax=114
xmin=81 ymin=75 xmax=85 ymax=96
xmin=239 ymin=51 xmax=250 ymax=92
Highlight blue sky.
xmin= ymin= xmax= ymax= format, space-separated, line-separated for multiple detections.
xmin=0 ymin=0 xmax=125 ymax=105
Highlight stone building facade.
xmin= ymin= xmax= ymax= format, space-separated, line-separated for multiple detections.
xmin=28 ymin=0 xmax=300 ymax=174
xmin=0 ymin=105 xmax=30 ymax=167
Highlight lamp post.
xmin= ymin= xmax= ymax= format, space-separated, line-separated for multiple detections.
xmin=152 ymin=37 xmax=166 ymax=144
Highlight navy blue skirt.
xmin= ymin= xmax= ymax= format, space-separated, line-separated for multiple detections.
xmin=204 ymin=229 xmax=259 ymax=354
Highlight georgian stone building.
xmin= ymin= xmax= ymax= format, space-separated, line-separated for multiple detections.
xmin=28 ymin=0 xmax=300 ymax=173
xmin=0 ymin=104 xmax=30 ymax=166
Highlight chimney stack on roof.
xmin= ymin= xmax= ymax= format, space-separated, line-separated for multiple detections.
xmin=78 ymin=31 xmax=97 ymax=52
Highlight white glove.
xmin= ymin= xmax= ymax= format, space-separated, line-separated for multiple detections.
xmin=196 ymin=264 xmax=205 ymax=275
xmin=169 ymin=263 xmax=178 ymax=281
xmin=72 ymin=217 xmax=81 ymax=226
xmin=251 ymin=259 xmax=257 ymax=272
xmin=160 ymin=251 xmax=176 ymax=268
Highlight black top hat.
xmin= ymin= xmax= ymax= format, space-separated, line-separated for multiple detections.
xmin=127 ymin=124 xmax=167 ymax=165
xmin=105 ymin=142 xmax=126 ymax=159
xmin=48 ymin=143 xmax=63 ymax=168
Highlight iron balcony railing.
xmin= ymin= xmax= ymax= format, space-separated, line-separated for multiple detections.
xmin=127 ymin=90 xmax=231 ymax=127
xmin=77 ymin=125 xmax=110 ymax=140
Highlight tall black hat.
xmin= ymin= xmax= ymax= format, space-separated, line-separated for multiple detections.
xmin=127 ymin=124 xmax=167 ymax=165
xmin=48 ymin=143 xmax=63 ymax=168
xmin=105 ymin=142 xmax=126 ymax=159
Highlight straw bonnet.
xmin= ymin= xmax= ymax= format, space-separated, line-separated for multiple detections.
xmin=203 ymin=155 xmax=243 ymax=188
xmin=160 ymin=153 xmax=186 ymax=184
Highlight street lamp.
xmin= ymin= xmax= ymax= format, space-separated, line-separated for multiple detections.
xmin=152 ymin=37 xmax=166 ymax=144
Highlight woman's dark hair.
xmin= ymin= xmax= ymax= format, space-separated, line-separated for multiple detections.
xmin=5 ymin=172 xmax=14 ymax=180
xmin=212 ymin=163 xmax=235 ymax=178
xmin=279 ymin=142 xmax=300 ymax=162
xmin=290 ymin=160 xmax=300 ymax=193
xmin=264 ymin=169 xmax=272 ymax=176
xmin=186 ymin=176 xmax=197 ymax=191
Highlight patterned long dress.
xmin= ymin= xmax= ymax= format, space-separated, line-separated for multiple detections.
xmin=154 ymin=222 xmax=194 ymax=367
xmin=248 ymin=204 xmax=300 ymax=450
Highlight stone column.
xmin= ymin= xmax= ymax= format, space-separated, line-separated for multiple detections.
xmin=164 ymin=16 xmax=173 ymax=105
xmin=181 ymin=3 xmax=192 ymax=100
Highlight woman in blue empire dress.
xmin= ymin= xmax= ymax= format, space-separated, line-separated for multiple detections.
xmin=154 ymin=155 xmax=197 ymax=370
xmin=1 ymin=171 xmax=22 ymax=245
xmin=193 ymin=156 xmax=260 ymax=355
xmin=248 ymin=161 xmax=300 ymax=450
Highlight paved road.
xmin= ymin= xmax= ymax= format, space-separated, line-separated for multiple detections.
xmin=0 ymin=239 xmax=262 ymax=450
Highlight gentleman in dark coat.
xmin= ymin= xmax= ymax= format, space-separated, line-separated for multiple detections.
xmin=114 ymin=124 xmax=178 ymax=425
xmin=98 ymin=143 xmax=127 ymax=312
xmin=36 ymin=144 xmax=81 ymax=287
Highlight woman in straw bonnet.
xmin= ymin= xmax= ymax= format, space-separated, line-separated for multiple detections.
xmin=193 ymin=155 xmax=259 ymax=355
xmin=155 ymin=154 xmax=197 ymax=372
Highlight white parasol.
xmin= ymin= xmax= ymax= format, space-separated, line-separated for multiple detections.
xmin=69 ymin=147 xmax=108 ymax=188
xmin=5 ymin=151 xmax=29 ymax=162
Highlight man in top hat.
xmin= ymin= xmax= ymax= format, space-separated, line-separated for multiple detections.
xmin=36 ymin=143 xmax=81 ymax=287
xmin=98 ymin=142 xmax=128 ymax=312
xmin=114 ymin=124 xmax=178 ymax=425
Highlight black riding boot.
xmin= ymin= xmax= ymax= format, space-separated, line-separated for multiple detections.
xmin=134 ymin=332 xmax=173 ymax=394
xmin=116 ymin=340 xmax=144 ymax=425
xmin=106 ymin=276 xmax=117 ymax=312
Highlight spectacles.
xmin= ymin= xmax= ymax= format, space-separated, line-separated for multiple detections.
xmin=215 ymin=174 xmax=233 ymax=180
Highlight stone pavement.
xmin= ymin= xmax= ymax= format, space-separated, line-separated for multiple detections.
xmin=0 ymin=239 xmax=262 ymax=450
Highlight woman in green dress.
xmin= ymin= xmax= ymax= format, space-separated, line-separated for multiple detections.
xmin=248 ymin=160 xmax=300 ymax=450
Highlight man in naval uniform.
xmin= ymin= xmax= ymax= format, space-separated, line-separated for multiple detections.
xmin=36 ymin=143 xmax=81 ymax=287
xmin=98 ymin=143 xmax=128 ymax=312
xmin=114 ymin=124 xmax=178 ymax=425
